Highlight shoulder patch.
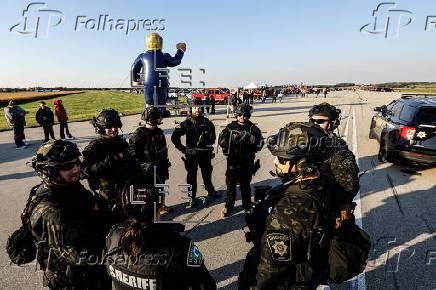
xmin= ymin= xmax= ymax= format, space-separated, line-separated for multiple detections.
xmin=266 ymin=231 xmax=292 ymax=262
xmin=186 ymin=241 xmax=203 ymax=267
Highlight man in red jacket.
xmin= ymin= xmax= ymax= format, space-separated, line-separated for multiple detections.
xmin=53 ymin=99 xmax=73 ymax=139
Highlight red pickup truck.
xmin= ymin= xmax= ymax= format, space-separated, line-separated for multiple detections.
xmin=191 ymin=89 xmax=230 ymax=103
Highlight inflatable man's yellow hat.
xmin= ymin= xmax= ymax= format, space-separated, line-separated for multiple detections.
xmin=146 ymin=33 xmax=162 ymax=50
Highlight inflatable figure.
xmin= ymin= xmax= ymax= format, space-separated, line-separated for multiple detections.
xmin=131 ymin=33 xmax=186 ymax=112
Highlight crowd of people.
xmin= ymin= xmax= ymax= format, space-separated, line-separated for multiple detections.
xmin=4 ymin=99 xmax=73 ymax=149
xmin=6 ymin=98 xmax=370 ymax=289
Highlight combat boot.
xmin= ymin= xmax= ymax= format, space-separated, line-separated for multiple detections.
xmin=207 ymin=189 xmax=220 ymax=198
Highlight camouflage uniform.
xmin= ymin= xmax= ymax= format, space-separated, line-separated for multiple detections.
xmin=321 ymin=135 xmax=360 ymax=205
xmin=256 ymin=183 xmax=329 ymax=290
xmin=241 ymin=122 xmax=359 ymax=289
xmin=171 ymin=114 xmax=216 ymax=198
xmin=129 ymin=126 xmax=170 ymax=183
xmin=30 ymin=182 xmax=112 ymax=289
xmin=218 ymin=120 xmax=263 ymax=211
xmin=308 ymin=102 xmax=360 ymax=204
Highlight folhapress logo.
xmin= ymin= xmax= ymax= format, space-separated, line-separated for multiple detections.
xmin=9 ymin=2 xmax=64 ymax=38
xmin=360 ymin=2 xmax=414 ymax=39
xmin=10 ymin=2 xmax=166 ymax=39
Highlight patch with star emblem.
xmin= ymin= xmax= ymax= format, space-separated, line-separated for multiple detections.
xmin=266 ymin=230 xmax=292 ymax=261
xmin=416 ymin=131 xmax=427 ymax=139
xmin=186 ymin=241 xmax=203 ymax=267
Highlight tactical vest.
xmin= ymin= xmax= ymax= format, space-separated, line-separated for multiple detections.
xmin=221 ymin=121 xmax=259 ymax=158
xmin=31 ymin=183 xmax=101 ymax=271
xmin=83 ymin=136 xmax=137 ymax=190
xmin=183 ymin=117 xmax=214 ymax=148
xmin=244 ymin=182 xmax=331 ymax=288
xmin=105 ymin=223 xmax=187 ymax=290
xmin=131 ymin=127 xmax=168 ymax=165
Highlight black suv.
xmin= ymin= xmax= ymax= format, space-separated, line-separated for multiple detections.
xmin=369 ymin=94 xmax=436 ymax=165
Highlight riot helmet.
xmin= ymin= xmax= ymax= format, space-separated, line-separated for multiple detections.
xmin=235 ymin=104 xmax=253 ymax=118
xmin=31 ymin=140 xmax=81 ymax=183
xmin=267 ymin=122 xmax=328 ymax=180
xmin=141 ymin=107 xmax=162 ymax=126
xmin=90 ymin=109 xmax=123 ymax=135
xmin=309 ymin=102 xmax=341 ymax=131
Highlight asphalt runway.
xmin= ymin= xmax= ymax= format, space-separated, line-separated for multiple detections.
xmin=0 ymin=90 xmax=435 ymax=289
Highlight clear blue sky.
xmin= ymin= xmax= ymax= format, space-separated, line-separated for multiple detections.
xmin=1 ymin=0 xmax=435 ymax=88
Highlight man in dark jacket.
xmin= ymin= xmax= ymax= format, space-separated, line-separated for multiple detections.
xmin=171 ymin=100 xmax=217 ymax=208
xmin=82 ymin=109 xmax=141 ymax=213
xmin=218 ymin=104 xmax=263 ymax=217
xmin=308 ymin=103 xmax=360 ymax=204
xmin=4 ymin=100 xmax=28 ymax=149
xmin=129 ymin=107 xmax=173 ymax=214
xmin=36 ymin=101 xmax=55 ymax=142
xmin=227 ymin=92 xmax=241 ymax=118
xmin=30 ymin=140 xmax=112 ymax=289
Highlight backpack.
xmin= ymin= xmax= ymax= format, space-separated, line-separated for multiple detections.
xmin=325 ymin=220 xmax=371 ymax=284
xmin=6 ymin=183 xmax=50 ymax=265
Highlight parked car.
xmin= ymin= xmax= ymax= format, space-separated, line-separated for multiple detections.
xmin=369 ymin=94 xmax=436 ymax=165
xmin=253 ymin=89 xmax=264 ymax=99
xmin=191 ymin=89 xmax=230 ymax=103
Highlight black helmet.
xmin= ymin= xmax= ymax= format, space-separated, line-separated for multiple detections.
xmin=31 ymin=140 xmax=81 ymax=182
xmin=309 ymin=103 xmax=341 ymax=129
xmin=267 ymin=122 xmax=329 ymax=179
xmin=235 ymin=104 xmax=253 ymax=117
xmin=141 ymin=107 xmax=162 ymax=125
xmin=90 ymin=109 xmax=122 ymax=135
xmin=267 ymin=122 xmax=328 ymax=160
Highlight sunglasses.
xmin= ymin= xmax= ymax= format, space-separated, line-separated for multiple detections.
xmin=58 ymin=159 xmax=81 ymax=171
xmin=310 ymin=118 xmax=330 ymax=124
xmin=238 ymin=113 xmax=250 ymax=118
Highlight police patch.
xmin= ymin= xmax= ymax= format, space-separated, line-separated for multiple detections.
xmin=186 ymin=241 xmax=203 ymax=267
xmin=266 ymin=231 xmax=292 ymax=262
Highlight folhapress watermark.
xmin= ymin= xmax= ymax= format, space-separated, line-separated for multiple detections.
xmin=9 ymin=2 xmax=64 ymax=38
xmin=361 ymin=2 xmax=436 ymax=38
xmin=74 ymin=15 xmax=165 ymax=35
xmin=360 ymin=2 xmax=414 ymax=39
xmin=10 ymin=2 xmax=166 ymax=39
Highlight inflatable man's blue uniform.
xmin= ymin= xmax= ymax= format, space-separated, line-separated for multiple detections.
xmin=131 ymin=33 xmax=184 ymax=108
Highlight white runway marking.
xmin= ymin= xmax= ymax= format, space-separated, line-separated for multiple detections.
xmin=351 ymin=108 xmax=367 ymax=290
